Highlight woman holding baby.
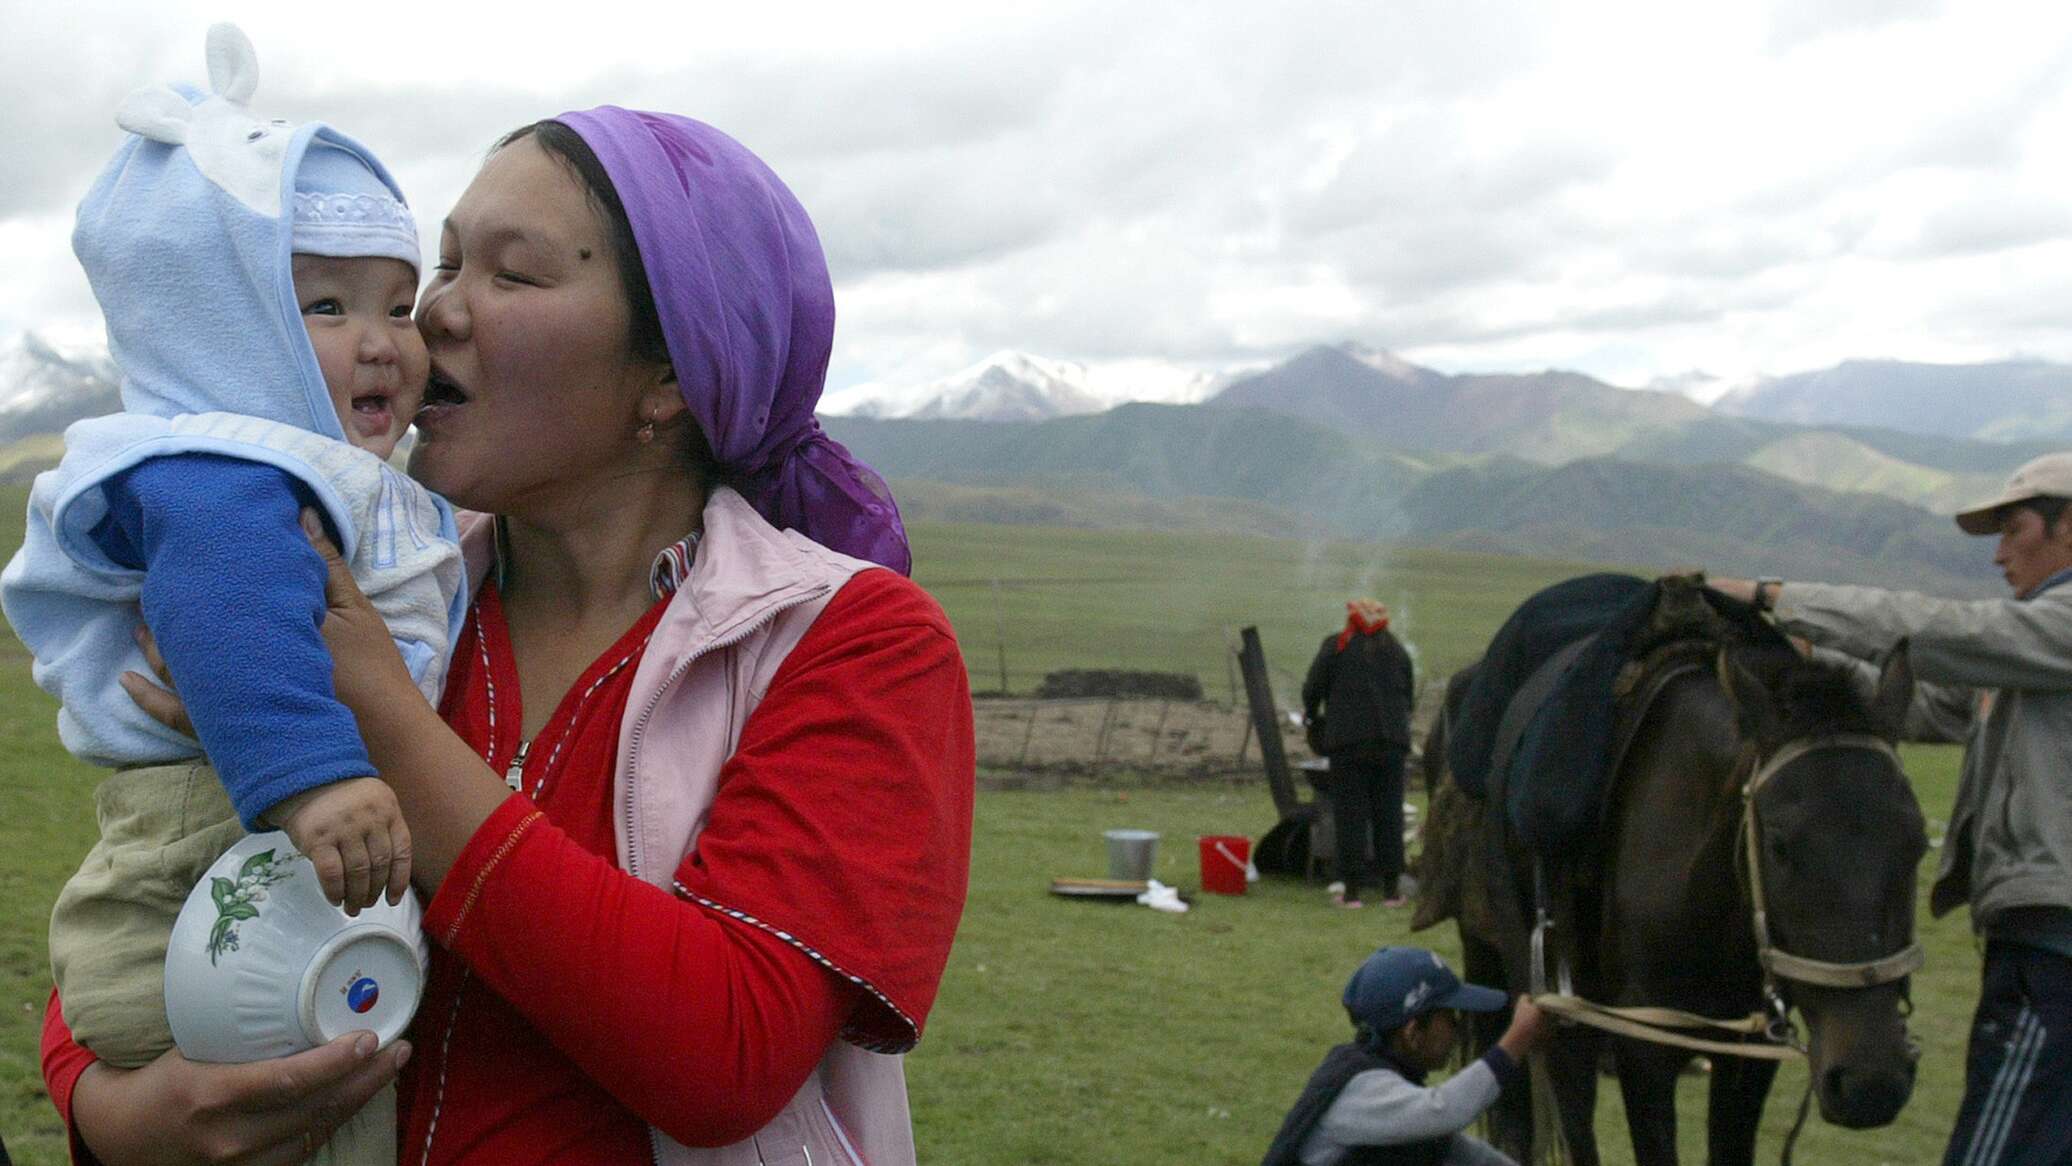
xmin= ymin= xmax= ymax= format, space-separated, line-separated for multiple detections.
xmin=44 ymin=80 xmax=973 ymax=1166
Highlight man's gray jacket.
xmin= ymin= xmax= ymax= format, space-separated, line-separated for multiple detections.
xmin=1773 ymin=571 xmax=2072 ymax=939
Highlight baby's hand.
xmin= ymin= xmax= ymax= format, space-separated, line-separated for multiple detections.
xmin=265 ymin=778 xmax=411 ymax=914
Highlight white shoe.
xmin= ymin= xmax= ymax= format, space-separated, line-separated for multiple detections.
xmin=1326 ymin=881 xmax=1346 ymax=896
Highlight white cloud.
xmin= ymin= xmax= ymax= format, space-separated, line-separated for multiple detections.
xmin=8 ymin=0 xmax=2072 ymax=392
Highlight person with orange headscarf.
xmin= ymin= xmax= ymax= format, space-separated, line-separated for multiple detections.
xmin=1302 ymin=600 xmax=1417 ymax=908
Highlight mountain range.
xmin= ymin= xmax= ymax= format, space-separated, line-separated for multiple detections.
xmin=1718 ymin=359 xmax=2072 ymax=443
xmin=1 ymin=330 xmax=2055 ymax=592
xmin=818 ymin=342 xmax=2072 ymax=448
xmin=825 ymin=404 xmax=1997 ymax=594
xmin=813 ymin=342 xmax=2062 ymax=593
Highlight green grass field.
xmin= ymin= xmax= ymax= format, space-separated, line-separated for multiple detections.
xmin=910 ymin=751 xmax=1970 ymax=1166
xmin=908 ymin=520 xmax=1617 ymax=699
xmin=0 ymin=488 xmax=1983 ymax=1163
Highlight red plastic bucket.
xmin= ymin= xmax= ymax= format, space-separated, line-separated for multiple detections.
xmin=1198 ymin=835 xmax=1251 ymax=895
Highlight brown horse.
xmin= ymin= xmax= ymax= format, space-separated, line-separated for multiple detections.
xmin=1417 ymin=630 xmax=1927 ymax=1166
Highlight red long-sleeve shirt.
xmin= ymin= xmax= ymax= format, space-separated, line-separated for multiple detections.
xmin=45 ymin=568 xmax=974 ymax=1163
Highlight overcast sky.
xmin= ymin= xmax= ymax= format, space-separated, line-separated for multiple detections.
xmin=7 ymin=0 xmax=2072 ymax=394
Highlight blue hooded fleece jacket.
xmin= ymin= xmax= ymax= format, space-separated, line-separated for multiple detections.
xmin=0 ymin=85 xmax=465 ymax=829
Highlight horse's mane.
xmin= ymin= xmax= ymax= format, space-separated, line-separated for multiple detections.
xmin=1736 ymin=644 xmax=1887 ymax=746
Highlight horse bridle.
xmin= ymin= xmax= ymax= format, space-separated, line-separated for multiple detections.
xmin=1521 ymin=659 xmax=1924 ymax=1069
xmin=1739 ymin=732 xmax=1926 ymax=1006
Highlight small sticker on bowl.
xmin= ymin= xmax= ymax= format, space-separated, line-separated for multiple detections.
xmin=346 ymin=977 xmax=380 ymax=1013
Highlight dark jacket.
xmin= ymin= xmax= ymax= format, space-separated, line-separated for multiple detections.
xmin=1304 ymin=628 xmax=1416 ymax=755
xmin=1260 ymin=1043 xmax=1450 ymax=1166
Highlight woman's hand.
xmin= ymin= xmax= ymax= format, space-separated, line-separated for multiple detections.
xmin=298 ymin=509 xmax=421 ymax=715
xmin=73 ymin=1032 xmax=407 ymax=1166
xmin=120 ymin=622 xmax=194 ymax=737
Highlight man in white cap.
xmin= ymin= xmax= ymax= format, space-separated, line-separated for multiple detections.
xmin=1712 ymin=450 xmax=2072 ymax=1166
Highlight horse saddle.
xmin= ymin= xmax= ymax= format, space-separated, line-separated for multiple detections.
xmin=1472 ymin=574 xmax=1749 ymax=853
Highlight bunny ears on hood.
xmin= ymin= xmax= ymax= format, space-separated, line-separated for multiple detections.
xmin=113 ymin=23 xmax=419 ymax=271
xmin=115 ymin=24 xmax=294 ymax=217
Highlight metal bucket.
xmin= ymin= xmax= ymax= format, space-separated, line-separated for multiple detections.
xmin=1103 ymin=829 xmax=1160 ymax=881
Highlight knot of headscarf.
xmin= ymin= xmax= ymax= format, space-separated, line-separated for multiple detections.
xmin=556 ymin=106 xmax=911 ymax=575
xmin=1336 ymin=599 xmax=1389 ymax=651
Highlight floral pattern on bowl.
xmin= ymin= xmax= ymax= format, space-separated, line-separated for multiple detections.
xmin=205 ymin=847 xmax=300 ymax=965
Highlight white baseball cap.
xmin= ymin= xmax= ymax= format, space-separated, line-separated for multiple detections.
xmin=1954 ymin=451 xmax=2072 ymax=535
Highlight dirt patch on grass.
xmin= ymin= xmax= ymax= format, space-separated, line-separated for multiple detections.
xmin=973 ymin=696 xmax=1435 ymax=792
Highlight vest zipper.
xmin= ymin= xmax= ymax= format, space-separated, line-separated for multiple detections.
xmin=620 ymin=587 xmax=825 ymax=883
xmin=505 ymin=738 xmax=531 ymax=792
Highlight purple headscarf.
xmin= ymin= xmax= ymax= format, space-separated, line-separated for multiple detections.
xmin=556 ymin=106 xmax=911 ymax=575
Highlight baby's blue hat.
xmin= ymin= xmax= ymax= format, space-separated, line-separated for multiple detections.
xmin=291 ymin=142 xmax=419 ymax=272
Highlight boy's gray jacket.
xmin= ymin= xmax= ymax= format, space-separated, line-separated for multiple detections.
xmin=1775 ymin=576 xmax=2072 ymax=929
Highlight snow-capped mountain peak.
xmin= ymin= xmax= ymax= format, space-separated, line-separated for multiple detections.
xmin=1644 ymin=369 xmax=1758 ymax=407
xmin=0 ymin=331 xmax=122 ymax=444
xmin=911 ymin=351 xmax=1102 ymax=421
xmin=0 ymin=331 xmax=118 ymax=412
xmin=822 ymin=349 xmax=1234 ymax=422
xmin=1335 ymin=341 xmax=1426 ymax=382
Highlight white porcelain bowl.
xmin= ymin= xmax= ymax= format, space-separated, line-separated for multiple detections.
xmin=165 ymin=830 xmax=428 ymax=1063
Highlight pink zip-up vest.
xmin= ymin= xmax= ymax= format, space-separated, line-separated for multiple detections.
xmin=458 ymin=488 xmax=914 ymax=1166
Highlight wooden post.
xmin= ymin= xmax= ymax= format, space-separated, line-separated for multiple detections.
xmin=1092 ymin=697 xmax=1119 ymax=775
xmin=1238 ymin=626 xmax=1300 ymax=818
xmin=1146 ymin=700 xmax=1171 ymax=767
xmin=989 ymin=577 xmax=1010 ymax=695
xmin=1016 ymin=701 xmax=1039 ymax=770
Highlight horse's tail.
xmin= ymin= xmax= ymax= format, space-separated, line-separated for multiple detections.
xmin=1410 ymin=665 xmax=1482 ymax=933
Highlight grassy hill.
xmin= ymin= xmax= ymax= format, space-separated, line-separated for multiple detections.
xmin=830 ymin=403 xmax=1446 ymax=541
xmin=889 ymin=478 xmax=1321 ymax=538
xmin=910 ymin=520 xmax=1612 ymax=696
xmin=1396 ymin=457 xmax=1995 ymax=594
xmin=1741 ymin=431 xmax=1997 ymax=511
xmin=833 ymin=409 xmax=2003 ymax=595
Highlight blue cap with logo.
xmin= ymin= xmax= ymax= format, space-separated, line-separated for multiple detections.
xmin=1343 ymin=946 xmax=1509 ymax=1033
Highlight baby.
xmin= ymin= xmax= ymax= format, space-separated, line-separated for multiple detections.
xmin=1 ymin=25 xmax=463 ymax=1166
